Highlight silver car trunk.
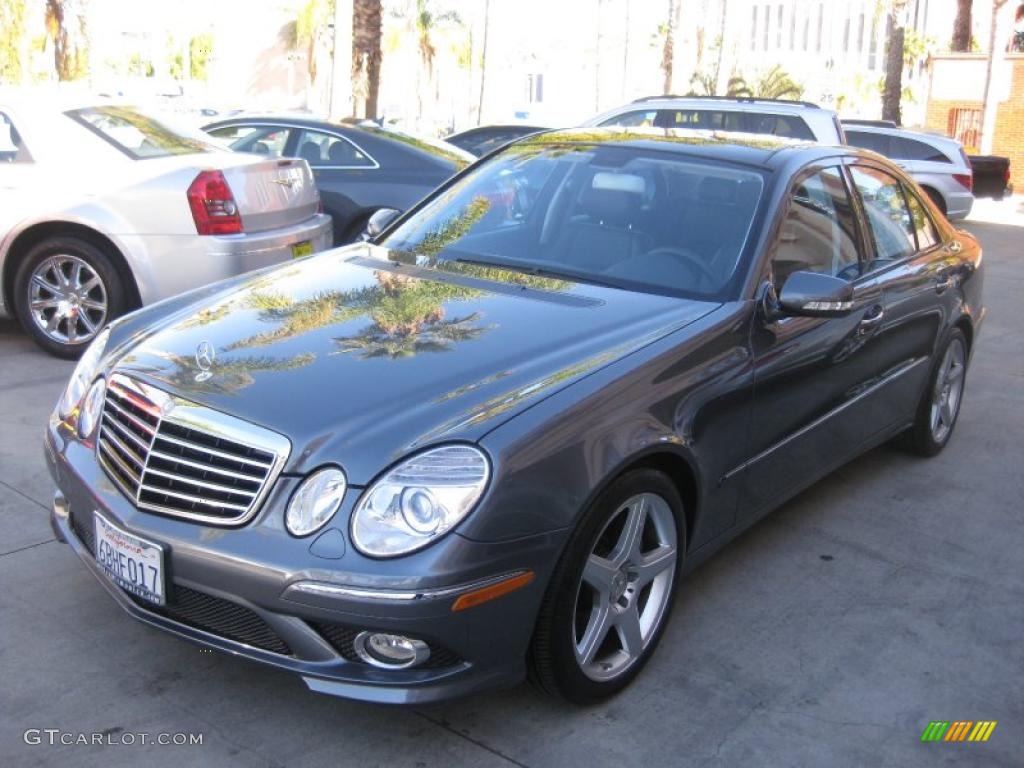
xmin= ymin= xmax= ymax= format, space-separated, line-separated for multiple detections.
xmin=221 ymin=158 xmax=319 ymax=233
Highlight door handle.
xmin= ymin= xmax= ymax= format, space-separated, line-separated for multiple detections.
xmin=858 ymin=305 xmax=884 ymax=333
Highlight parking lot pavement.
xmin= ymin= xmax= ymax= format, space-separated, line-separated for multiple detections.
xmin=1 ymin=214 xmax=1022 ymax=768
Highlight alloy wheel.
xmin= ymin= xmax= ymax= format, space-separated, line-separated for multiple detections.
xmin=573 ymin=492 xmax=677 ymax=682
xmin=27 ymin=255 xmax=108 ymax=346
xmin=930 ymin=337 xmax=966 ymax=443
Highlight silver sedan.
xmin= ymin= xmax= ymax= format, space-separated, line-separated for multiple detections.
xmin=0 ymin=97 xmax=332 ymax=356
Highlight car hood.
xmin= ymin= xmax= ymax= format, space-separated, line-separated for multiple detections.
xmin=109 ymin=245 xmax=717 ymax=483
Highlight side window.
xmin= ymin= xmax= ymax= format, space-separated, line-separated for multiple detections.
xmin=771 ymin=166 xmax=861 ymax=288
xmin=903 ymin=186 xmax=941 ymax=250
xmin=1 ymin=111 xmax=32 ymax=163
xmin=210 ymin=125 xmax=290 ymax=157
xmin=293 ymin=129 xmax=375 ymax=168
xmin=888 ymin=136 xmax=952 ymax=163
xmin=849 ymin=165 xmax=917 ymax=271
xmin=599 ymin=110 xmax=657 ymax=127
xmin=746 ymin=113 xmax=815 ymax=140
xmin=845 ymin=130 xmax=891 ymax=156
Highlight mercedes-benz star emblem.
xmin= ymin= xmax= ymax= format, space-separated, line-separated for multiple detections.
xmin=195 ymin=341 xmax=215 ymax=382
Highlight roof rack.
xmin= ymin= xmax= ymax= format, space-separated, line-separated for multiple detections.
xmin=630 ymin=94 xmax=821 ymax=109
xmin=841 ymin=118 xmax=898 ymax=128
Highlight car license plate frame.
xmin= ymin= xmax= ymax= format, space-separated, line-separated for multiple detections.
xmin=94 ymin=512 xmax=166 ymax=606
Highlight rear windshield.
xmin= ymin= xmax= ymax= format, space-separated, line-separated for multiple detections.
xmin=381 ymin=140 xmax=765 ymax=301
xmin=67 ymin=106 xmax=218 ymax=159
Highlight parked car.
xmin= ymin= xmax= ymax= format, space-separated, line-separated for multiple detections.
xmin=584 ymin=96 xmax=845 ymax=144
xmin=0 ymin=98 xmax=331 ymax=357
xmin=968 ymin=155 xmax=1012 ymax=200
xmin=47 ymin=127 xmax=983 ymax=705
xmin=842 ymin=123 xmax=974 ymax=219
xmin=446 ymin=124 xmax=548 ymax=157
xmin=203 ymin=116 xmax=474 ymax=245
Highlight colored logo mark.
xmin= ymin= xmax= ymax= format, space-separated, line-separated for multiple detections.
xmin=921 ymin=721 xmax=997 ymax=742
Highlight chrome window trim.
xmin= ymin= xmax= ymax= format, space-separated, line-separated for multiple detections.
xmin=97 ymin=373 xmax=291 ymax=526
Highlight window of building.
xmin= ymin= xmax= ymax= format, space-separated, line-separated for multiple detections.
xmin=948 ymin=107 xmax=982 ymax=151
xmin=816 ymin=3 xmax=824 ymax=52
xmin=857 ymin=13 xmax=865 ymax=52
xmin=868 ymin=18 xmax=879 ymax=69
xmin=752 ymin=5 xmax=759 ymax=49
xmin=789 ymin=5 xmax=796 ymax=49
xmin=764 ymin=3 xmax=771 ymax=49
xmin=777 ymin=4 xmax=784 ymax=48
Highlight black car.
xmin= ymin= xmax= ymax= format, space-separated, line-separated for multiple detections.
xmin=47 ymin=128 xmax=983 ymax=705
xmin=446 ymin=124 xmax=548 ymax=157
xmin=203 ymin=117 xmax=474 ymax=244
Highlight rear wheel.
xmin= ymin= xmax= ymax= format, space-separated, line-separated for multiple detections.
xmin=529 ymin=469 xmax=684 ymax=703
xmin=899 ymin=328 xmax=967 ymax=456
xmin=12 ymin=236 xmax=127 ymax=358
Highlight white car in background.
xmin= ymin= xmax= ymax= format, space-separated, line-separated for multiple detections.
xmin=0 ymin=97 xmax=332 ymax=356
xmin=842 ymin=121 xmax=974 ymax=220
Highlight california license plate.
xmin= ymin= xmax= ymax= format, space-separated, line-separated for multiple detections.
xmin=94 ymin=512 xmax=165 ymax=605
xmin=291 ymin=240 xmax=313 ymax=258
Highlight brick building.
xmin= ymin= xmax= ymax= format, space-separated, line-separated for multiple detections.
xmin=924 ymin=53 xmax=1024 ymax=187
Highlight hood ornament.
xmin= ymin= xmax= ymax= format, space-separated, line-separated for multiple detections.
xmin=195 ymin=341 xmax=215 ymax=382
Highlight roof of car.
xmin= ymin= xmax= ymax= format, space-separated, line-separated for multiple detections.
xmin=518 ymin=126 xmax=850 ymax=169
xmin=629 ymin=95 xmax=824 ymax=111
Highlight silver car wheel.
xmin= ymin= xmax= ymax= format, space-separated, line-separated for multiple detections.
xmin=929 ymin=337 xmax=966 ymax=443
xmin=28 ymin=255 xmax=108 ymax=346
xmin=573 ymin=492 xmax=677 ymax=682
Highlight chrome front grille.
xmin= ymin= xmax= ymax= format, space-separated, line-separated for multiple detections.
xmin=97 ymin=374 xmax=290 ymax=525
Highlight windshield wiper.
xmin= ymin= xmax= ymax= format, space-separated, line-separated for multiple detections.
xmin=447 ymin=256 xmax=623 ymax=290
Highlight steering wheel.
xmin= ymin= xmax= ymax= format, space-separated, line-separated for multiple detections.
xmin=640 ymin=247 xmax=719 ymax=289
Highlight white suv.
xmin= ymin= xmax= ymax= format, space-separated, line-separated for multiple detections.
xmin=584 ymin=96 xmax=845 ymax=145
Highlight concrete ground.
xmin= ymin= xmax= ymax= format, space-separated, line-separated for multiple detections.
xmin=1 ymin=204 xmax=1022 ymax=767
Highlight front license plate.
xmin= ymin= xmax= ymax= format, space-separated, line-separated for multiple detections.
xmin=94 ymin=512 xmax=165 ymax=606
xmin=291 ymin=240 xmax=313 ymax=258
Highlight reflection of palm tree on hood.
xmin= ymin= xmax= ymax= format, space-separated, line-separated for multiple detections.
xmin=135 ymin=351 xmax=316 ymax=395
xmin=335 ymin=311 xmax=491 ymax=359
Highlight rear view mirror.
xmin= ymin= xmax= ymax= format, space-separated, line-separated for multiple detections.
xmin=362 ymin=207 xmax=401 ymax=241
xmin=776 ymin=271 xmax=855 ymax=317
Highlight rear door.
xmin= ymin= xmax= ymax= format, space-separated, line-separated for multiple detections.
xmin=738 ymin=162 xmax=889 ymax=518
xmin=846 ymin=162 xmax=951 ymax=435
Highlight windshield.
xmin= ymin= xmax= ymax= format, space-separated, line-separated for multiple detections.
xmin=67 ymin=106 xmax=219 ymax=159
xmin=380 ymin=141 xmax=764 ymax=300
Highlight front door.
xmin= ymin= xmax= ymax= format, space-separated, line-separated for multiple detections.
xmin=734 ymin=163 xmax=889 ymax=518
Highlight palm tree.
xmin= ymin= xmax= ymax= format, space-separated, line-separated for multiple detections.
xmin=477 ymin=0 xmax=490 ymax=124
xmin=661 ymin=0 xmax=678 ymax=94
xmin=881 ymin=0 xmax=909 ymax=124
xmin=952 ymin=0 xmax=972 ymax=51
xmin=0 ymin=0 xmax=27 ymax=84
xmin=413 ymin=0 xmax=460 ymax=121
xmin=352 ymin=0 xmax=382 ymax=119
xmin=750 ymin=64 xmax=804 ymax=99
xmin=45 ymin=0 xmax=90 ymax=81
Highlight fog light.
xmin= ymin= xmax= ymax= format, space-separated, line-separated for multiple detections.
xmin=353 ymin=631 xmax=430 ymax=669
xmin=78 ymin=378 xmax=106 ymax=438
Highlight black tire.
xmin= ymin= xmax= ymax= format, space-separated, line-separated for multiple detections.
xmin=529 ymin=468 xmax=686 ymax=704
xmin=12 ymin=236 xmax=127 ymax=358
xmin=898 ymin=327 xmax=968 ymax=456
xmin=923 ymin=187 xmax=947 ymax=216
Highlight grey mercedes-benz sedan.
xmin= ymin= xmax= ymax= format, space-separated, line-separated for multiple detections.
xmin=47 ymin=128 xmax=984 ymax=705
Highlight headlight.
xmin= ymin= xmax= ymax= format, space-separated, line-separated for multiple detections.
xmin=286 ymin=467 xmax=347 ymax=537
xmin=78 ymin=378 xmax=107 ymax=438
xmin=59 ymin=328 xmax=110 ymax=419
xmin=351 ymin=445 xmax=490 ymax=558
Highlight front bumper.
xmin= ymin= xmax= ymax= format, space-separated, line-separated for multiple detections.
xmin=46 ymin=417 xmax=564 ymax=705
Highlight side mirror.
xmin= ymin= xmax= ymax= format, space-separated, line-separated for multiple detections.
xmin=775 ymin=271 xmax=856 ymax=318
xmin=362 ymin=207 xmax=401 ymax=241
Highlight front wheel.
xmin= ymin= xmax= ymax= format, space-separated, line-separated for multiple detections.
xmin=899 ymin=328 xmax=968 ymax=456
xmin=529 ymin=469 xmax=685 ymax=703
